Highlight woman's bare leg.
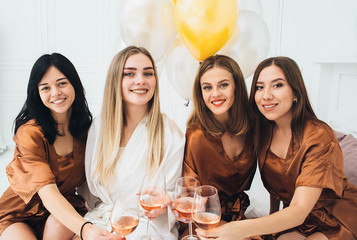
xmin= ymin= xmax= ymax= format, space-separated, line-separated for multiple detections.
xmin=305 ymin=232 xmax=328 ymax=240
xmin=277 ymin=231 xmax=305 ymax=240
xmin=278 ymin=231 xmax=328 ymax=240
xmin=42 ymin=214 xmax=74 ymax=240
xmin=0 ymin=222 xmax=37 ymax=240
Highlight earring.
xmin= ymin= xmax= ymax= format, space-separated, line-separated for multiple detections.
xmin=293 ymin=97 xmax=297 ymax=103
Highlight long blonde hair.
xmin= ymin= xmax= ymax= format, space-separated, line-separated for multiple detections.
xmin=93 ymin=46 xmax=164 ymax=186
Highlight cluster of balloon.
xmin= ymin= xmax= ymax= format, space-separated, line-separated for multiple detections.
xmin=118 ymin=0 xmax=270 ymax=102
xmin=118 ymin=0 xmax=177 ymax=62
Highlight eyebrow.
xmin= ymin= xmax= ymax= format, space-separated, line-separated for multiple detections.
xmin=256 ymin=77 xmax=285 ymax=84
xmin=38 ymin=77 xmax=67 ymax=86
xmin=201 ymin=79 xmax=230 ymax=85
xmin=124 ymin=67 xmax=154 ymax=70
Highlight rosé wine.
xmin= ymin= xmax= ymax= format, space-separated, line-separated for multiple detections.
xmin=111 ymin=215 xmax=139 ymax=237
xmin=192 ymin=212 xmax=220 ymax=230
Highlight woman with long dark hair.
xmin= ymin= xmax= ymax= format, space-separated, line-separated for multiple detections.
xmin=0 ymin=53 xmax=120 ymax=240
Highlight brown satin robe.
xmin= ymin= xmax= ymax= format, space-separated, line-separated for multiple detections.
xmin=183 ymin=124 xmax=256 ymax=222
xmin=259 ymin=120 xmax=357 ymax=239
xmin=0 ymin=120 xmax=87 ymax=237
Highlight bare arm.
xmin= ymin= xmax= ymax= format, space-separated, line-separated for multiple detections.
xmin=197 ymin=186 xmax=322 ymax=240
xmin=38 ymin=184 xmax=121 ymax=240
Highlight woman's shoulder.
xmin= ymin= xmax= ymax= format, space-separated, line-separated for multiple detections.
xmin=162 ymin=114 xmax=185 ymax=151
xmin=14 ymin=119 xmax=47 ymax=150
xmin=162 ymin=113 xmax=184 ymax=138
xmin=302 ymin=120 xmax=337 ymax=145
xmin=16 ymin=119 xmax=44 ymax=138
xmin=185 ymin=123 xmax=208 ymax=142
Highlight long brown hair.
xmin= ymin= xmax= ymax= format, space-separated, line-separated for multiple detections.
xmin=187 ymin=54 xmax=250 ymax=137
xmin=249 ymin=56 xmax=320 ymax=155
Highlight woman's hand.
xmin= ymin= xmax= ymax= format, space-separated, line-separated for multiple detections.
xmin=144 ymin=192 xmax=172 ymax=220
xmin=81 ymin=223 xmax=122 ymax=240
xmin=197 ymin=186 xmax=324 ymax=240
xmin=38 ymin=184 xmax=121 ymax=240
xmin=196 ymin=221 xmax=248 ymax=240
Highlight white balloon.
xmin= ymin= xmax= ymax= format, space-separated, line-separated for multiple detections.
xmin=119 ymin=0 xmax=177 ymax=62
xmin=237 ymin=0 xmax=263 ymax=16
xmin=220 ymin=10 xmax=270 ymax=79
xmin=165 ymin=39 xmax=199 ymax=101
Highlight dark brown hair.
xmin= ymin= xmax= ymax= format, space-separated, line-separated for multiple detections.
xmin=187 ymin=54 xmax=250 ymax=137
xmin=249 ymin=56 xmax=320 ymax=155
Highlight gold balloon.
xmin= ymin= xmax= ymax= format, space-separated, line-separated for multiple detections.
xmin=175 ymin=0 xmax=238 ymax=61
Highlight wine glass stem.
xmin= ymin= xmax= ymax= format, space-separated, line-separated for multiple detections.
xmin=146 ymin=218 xmax=150 ymax=235
xmin=189 ymin=221 xmax=193 ymax=237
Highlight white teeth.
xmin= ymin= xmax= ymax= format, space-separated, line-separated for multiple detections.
xmin=212 ymin=100 xmax=224 ymax=105
xmin=131 ymin=90 xmax=147 ymax=93
xmin=52 ymin=99 xmax=65 ymax=104
xmin=263 ymin=104 xmax=276 ymax=108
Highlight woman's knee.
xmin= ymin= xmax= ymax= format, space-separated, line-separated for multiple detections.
xmin=277 ymin=231 xmax=305 ymax=240
xmin=306 ymin=232 xmax=328 ymax=240
xmin=42 ymin=214 xmax=74 ymax=240
xmin=0 ymin=222 xmax=37 ymax=240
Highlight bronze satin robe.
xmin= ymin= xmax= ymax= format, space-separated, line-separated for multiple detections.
xmin=183 ymin=124 xmax=256 ymax=221
xmin=259 ymin=121 xmax=357 ymax=239
xmin=0 ymin=120 xmax=87 ymax=237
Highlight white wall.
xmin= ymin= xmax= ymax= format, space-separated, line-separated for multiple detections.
xmin=1 ymin=0 xmax=357 ymax=152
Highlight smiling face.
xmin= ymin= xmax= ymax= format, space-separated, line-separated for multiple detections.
xmin=200 ymin=66 xmax=235 ymax=123
xmin=254 ymin=65 xmax=295 ymax=125
xmin=121 ymin=53 xmax=156 ymax=109
xmin=38 ymin=66 xmax=75 ymax=121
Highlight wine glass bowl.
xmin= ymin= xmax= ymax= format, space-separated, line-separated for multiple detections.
xmin=192 ymin=185 xmax=221 ymax=231
xmin=110 ymin=199 xmax=139 ymax=239
xmin=138 ymin=186 xmax=166 ymax=213
xmin=138 ymin=171 xmax=166 ymax=240
xmin=171 ymin=196 xmax=196 ymax=223
xmin=171 ymin=176 xmax=199 ymax=240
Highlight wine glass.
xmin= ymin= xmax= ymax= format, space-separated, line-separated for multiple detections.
xmin=138 ymin=171 xmax=167 ymax=240
xmin=192 ymin=185 xmax=221 ymax=231
xmin=110 ymin=198 xmax=140 ymax=240
xmin=171 ymin=176 xmax=198 ymax=240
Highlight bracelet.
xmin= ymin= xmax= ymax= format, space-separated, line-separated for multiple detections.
xmin=80 ymin=221 xmax=93 ymax=240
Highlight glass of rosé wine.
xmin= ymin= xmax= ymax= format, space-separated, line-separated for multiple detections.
xmin=171 ymin=176 xmax=198 ymax=240
xmin=110 ymin=198 xmax=140 ymax=239
xmin=138 ymin=171 xmax=166 ymax=240
xmin=192 ymin=185 xmax=221 ymax=231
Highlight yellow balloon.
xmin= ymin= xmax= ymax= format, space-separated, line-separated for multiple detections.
xmin=173 ymin=0 xmax=177 ymax=3
xmin=175 ymin=0 xmax=238 ymax=61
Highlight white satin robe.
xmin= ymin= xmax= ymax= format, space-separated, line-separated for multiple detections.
xmin=83 ymin=114 xmax=185 ymax=240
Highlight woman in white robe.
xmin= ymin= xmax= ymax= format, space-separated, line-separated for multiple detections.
xmin=82 ymin=46 xmax=185 ymax=240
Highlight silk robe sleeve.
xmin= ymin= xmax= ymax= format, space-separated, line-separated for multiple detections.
xmin=6 ymin=122 xmax=56 ymax=204
xmin=295 ymin=123 xmax=345 ymax=198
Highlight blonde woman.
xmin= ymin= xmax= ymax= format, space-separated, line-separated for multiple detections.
xmin=83 ymin=46 xmax=185 ymax=240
